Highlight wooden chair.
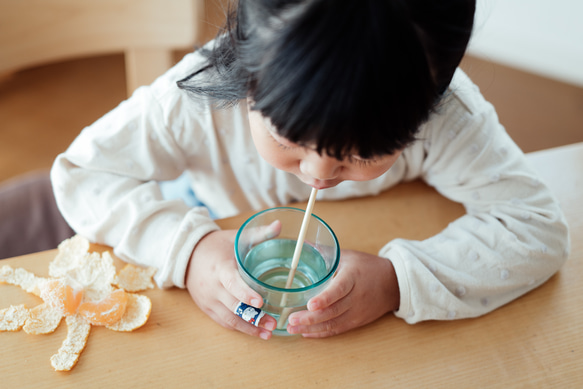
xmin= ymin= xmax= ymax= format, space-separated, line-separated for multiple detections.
xmin=0 ymin=0 xmax=204 ymax=96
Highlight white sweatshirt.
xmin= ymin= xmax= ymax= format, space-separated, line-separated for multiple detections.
xmin=51 ymin=49 xmax=569 ymax=323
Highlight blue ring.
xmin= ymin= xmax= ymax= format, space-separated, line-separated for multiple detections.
xmin=234 ymin=302 xmax=265 ymax=327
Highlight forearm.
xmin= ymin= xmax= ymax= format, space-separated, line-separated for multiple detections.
xmin=388 ymin=73 xmax=570 ymax=323
xmin=51 ymin=155 xmax=220 ymax=288
xmin=382 ymin=206 xmax=568 ymax=323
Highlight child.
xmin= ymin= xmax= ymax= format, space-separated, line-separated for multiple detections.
xmin=51 ymin=0 xmax=569 ymax=340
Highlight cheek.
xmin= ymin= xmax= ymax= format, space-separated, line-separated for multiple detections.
xmin=347 ymin=155 xmax=401 ymax=181
xmin=261 ymin=147 xmax=286 ymax=168
xmin=267 ymin=150 xmax=298 ymax=172
xmin=250 ymin=130 xmax=296 ymax=171
xmin=349 ymin=166 xmax=388 ymax=181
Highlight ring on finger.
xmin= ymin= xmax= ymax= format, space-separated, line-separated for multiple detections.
xmin=234 ymin=302 xmax=265 ymax=327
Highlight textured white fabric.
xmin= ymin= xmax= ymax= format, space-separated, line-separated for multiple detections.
xmin=51 ymin=50 xmax=569 ymax=322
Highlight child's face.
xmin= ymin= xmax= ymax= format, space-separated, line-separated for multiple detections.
xmin=248 ymin=108 xmax=402 ymax=190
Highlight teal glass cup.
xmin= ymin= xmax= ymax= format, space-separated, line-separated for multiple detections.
xmin=235 ymin=207 xmax=340 ymax=336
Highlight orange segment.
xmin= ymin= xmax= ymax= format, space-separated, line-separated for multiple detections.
xmin=40 ymin=279 xmax=84 ymax=316
xmin=78 ymin=289 xmax=128 ymax=326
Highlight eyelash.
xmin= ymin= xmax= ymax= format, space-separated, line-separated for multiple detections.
xmin=346 ymin=155 xmax=375 ymax=167
xmin=270 ymin=133 xmax=296 ymax=151
xmin=276 ymin=142 xmax=293 ymax=150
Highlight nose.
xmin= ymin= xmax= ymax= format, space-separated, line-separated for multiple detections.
xmin=299 ymin=152 xmax=341 ymax=180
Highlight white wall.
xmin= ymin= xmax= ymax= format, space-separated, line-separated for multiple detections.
xmin=467 ymin=0 xmax=583 ymax=87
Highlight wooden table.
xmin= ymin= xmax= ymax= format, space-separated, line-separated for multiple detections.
xmin=2 ymin=143 xmax=581 ymax=387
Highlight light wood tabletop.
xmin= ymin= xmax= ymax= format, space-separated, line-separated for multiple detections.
xmin=1 ymin=142 xmax=581 ymax=387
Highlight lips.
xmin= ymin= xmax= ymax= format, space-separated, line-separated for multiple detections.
xmin=312 ymin=183 xmax=334 ymax=190
xmin=304 ymin=179 xmax=338 ymax=190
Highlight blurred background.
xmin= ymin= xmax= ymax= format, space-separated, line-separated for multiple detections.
xmin=0 ymin=0 xmax=581 ymax=184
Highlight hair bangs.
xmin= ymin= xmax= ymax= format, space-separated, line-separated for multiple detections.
xmin=249 ymin=0 xmax=437 ymax=159
xmin=179 ymin=0 xmax=476 ymax=159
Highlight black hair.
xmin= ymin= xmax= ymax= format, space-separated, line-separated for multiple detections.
xmin=178 ymin=0 xmax=476 ymax=159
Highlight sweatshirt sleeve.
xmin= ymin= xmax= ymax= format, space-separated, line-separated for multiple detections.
xmin=50 ymin=54 xmax=220 ymax=289
xmin=380 ymin=72 xmax=570 ymax=323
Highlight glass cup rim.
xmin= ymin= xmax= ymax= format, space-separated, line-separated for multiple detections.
xmin=234 ymin=206 xmax=340 ymax=292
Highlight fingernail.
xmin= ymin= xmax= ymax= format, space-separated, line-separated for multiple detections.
xmin=265 ymin=320 xmax=276 ymax=331
xmin=259 ymin=331 xmax=270 ymax=340
xmin=251 ymin=298 xmax=262 ymax=307
xmin=308 ymin=300 xmax=319 ymax=311
xmin=288 ymin=316 xmax=299 ymax=326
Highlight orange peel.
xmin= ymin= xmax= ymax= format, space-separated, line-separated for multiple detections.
xmin=40 ymin=279 xmax=84 ymax=317
xmin=50 ymin=315 xmax=91 ymax=372
xmin=23 ymin=303 xmax=63 ymax=335
xmin=114 ymin=264 xmax=156 ymax=292
xmin=0 ymin=265 xmax=45 ymax=297
xmin=0 ymin=304 xmax=29 ymax=331
xmin=107 ymin=293 xmax=152 ymax=332
xmin=1 ymin=235 xmax=156 ymax=371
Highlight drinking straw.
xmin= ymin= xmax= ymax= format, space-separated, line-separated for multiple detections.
xmin=277 ymin=187 xmax=318 ymax=328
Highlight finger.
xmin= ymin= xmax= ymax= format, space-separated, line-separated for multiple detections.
xmin=241 ymin=220 xmax=282 ymax=246
xmin=288 ymin=295 xmax=351 ymax=327
xmin=213 ymin=302 xmax=275 ymax=340
xmin=257 ymin=312 xmax=277 ymax=332
xmin=305 ymin=275 xmax=354 ymax=312
xmin=232 ymin=301 xmax=277 ymax=331
xmin=220 ymin=264 xmax=264 ymax=308
xmin=288 ymin=311 xmax=352 ymax=338
xmin=216 ymin=265 xmax=277 ymax=335
xmin=212 ymin=288 xmax=277 ymax=333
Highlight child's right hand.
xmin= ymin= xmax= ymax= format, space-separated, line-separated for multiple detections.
xmin=185 ymin=229 xmax=278 ymax=340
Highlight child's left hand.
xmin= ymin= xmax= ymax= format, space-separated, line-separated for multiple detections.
xmin=286 ymin=249 xmax=400 ymax=337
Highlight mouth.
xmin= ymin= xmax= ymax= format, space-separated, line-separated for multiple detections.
xmin=304 ymin=179 xmax=337 ymax=190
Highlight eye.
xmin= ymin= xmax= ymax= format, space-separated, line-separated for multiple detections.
xmin=268 ymin=128 xmax=299 ymax=151
xmin=346 ymin=155 xmax=376 ymax=167
xmin=276 ymin=141 xmax=292 ymax=150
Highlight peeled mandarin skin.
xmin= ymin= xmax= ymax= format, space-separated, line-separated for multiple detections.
xmin=41 ymin=279 xmax=84 ymax=316
xmin=78 ymin=289 xmax=128 ymax=326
